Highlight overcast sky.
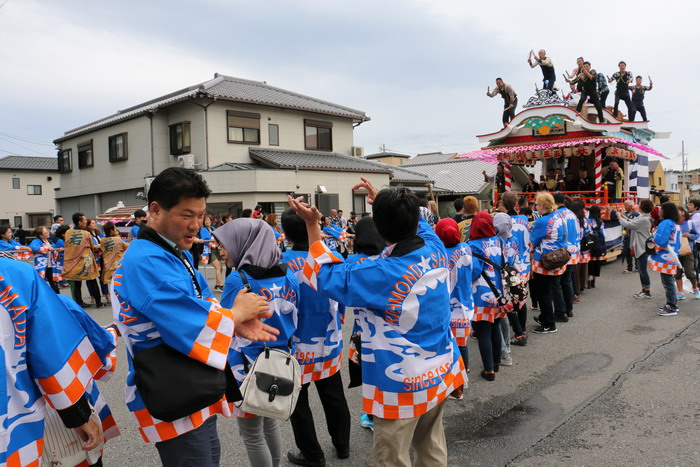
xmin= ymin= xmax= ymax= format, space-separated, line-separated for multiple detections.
xmin=1 ymin=0 xmax=698 ymax=169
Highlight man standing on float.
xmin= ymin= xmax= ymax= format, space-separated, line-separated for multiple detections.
xmin=487 ymin=78 xmax=518 ymax=126
xmin=529 ymin=49 xmax=556 ymax=92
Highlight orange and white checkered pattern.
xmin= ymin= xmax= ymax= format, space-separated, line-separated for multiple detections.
xmin=133 ymin=399 xmax=233 ymax=443
xmin=451 ymin=327 xmax=469 ymax=347
xmin=473 ymin=306 xmax=504 ymax=323
xmin=362 ymin=355 xmax=466 ymax=419
xmin=348 ymin=344 xmax=359 ymax=365
xmin=531 ymin=259 xmax=566 ymax=276
xmin=649 ymin=259 xmax=677 ymax=275
xmin=95 ymin=327 xmax=118 ymax=382
xmin=37 ymin=336 xmax=103 ymax=410
xmin=6 ymin=438 xmax=43 ymax=467
xmin=302 ymin=241 xmax=342 ymax=291
xmin=567 ymin=251 xmax=580 ymax=265
xmin=300 ymin=352 xmax=342 ymax=384
xmin=589 ymin=255 xmax=607 ymax=262
xmin=188 ymin=302 xmax=235 ymax=370
xmin=579 ymin=250 xmax=591 ymax=263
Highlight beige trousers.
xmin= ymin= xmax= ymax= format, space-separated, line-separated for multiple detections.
xmin=373 ymin=400 xmax=448 ymax=467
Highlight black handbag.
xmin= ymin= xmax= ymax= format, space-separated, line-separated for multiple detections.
xmin=580 ymin=232 xmax=595 ymax=252
xmin=134 ymin=344 xmax=235 ymax=422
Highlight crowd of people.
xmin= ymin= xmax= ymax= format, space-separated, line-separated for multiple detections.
xmin=4 ymin=165 xmax=700 ymax=467
xmin=488 ymin=50 xmax=653 ymax=125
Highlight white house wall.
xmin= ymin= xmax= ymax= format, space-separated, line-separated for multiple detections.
xmin=0 ymin=170 xmax=59 ymax=228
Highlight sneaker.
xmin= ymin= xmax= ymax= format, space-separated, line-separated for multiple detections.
xmin=633 ymin=291 xmax=652 ymax=299
xmin=658 ymin=305 xmax=678 ymax=317
xmin=622 ymin=269 xmax=635 ymax=274
xmin=694 ymin=291 xmax=700 ymax=300
xmin=533 ymin=316 xmax=541 ymax=324
xmin=531 ymin=304 xmax=539 ymax=310
xmin=573 ymin=296 xmax=580 ymax=303
xmin=500 ymin=355 xmax=513 ymax=366
xmin=554 ymin=314 xmax=569 ymax=323
xmin=511 ymin=334 xmax=528 ymax=346
xmin=532 ymin=325 xmax=557 ymax=334
xmin=360 ymin=413 xmax=374 ymax=431
xmin=566 ymin=310 xmax=574 ymax=318
xmin=214 ymin=285 xmax=224 ymax=292
xmin=677 ymin=293 xmax=686 ymax=300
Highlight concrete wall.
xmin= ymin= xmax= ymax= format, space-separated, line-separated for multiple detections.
xmin=0 ymin=170 xmax=59 ymax=228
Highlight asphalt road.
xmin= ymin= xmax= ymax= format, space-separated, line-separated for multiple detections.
xmin=67 ymin=261 xmax=700 ymax=466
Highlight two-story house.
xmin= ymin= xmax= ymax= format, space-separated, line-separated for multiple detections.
xmin=53 ymin=74 xmax=402 ymax=218
xmin=0 ymin=155 xmax=59 ymax=228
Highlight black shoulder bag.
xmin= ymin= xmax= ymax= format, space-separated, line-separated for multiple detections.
xmin=132 ymin=227 xmax=241 ymax=423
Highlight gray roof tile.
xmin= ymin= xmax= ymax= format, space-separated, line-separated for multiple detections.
xmin=403 ymin=152 xmax=458 ymax=166
xmin=55 ymin=74 xmax=368 ymax=143
xmin=0 ymin=155 xmax=58 ymax=171
xmin=399 ymin=160 xmax=497 ymax=194
xmin=249 ymin=149 xmax=392 ymax=174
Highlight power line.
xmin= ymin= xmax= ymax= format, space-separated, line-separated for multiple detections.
xmin=0 ymin=131 xmax=55 ymax=146
xmin=0 ymin=136 xmax=51 ymax=156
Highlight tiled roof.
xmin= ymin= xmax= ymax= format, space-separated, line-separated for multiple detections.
xmin=364 ymin=152 xmax=411 ymax=160
xmin=208 ymin=162 xmax=261 ymax=172
xmin=385 ymin=164 xmax=433 ymax=184
xmin=399 ymin=159 xmax=497 ymax=194
xmin=249 ymin=148 xmax=392 ymax=174
xmin=649 ymin=160 xmax=660 ymax=174
xmin=0 ymin=155 xmax=58 ymax=172
xmin=403 ymin=152 xmax=457 ymax=166
xmin=55 ymin=74 xmax=368 ymax=143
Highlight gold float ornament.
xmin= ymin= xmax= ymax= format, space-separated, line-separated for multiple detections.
xmin=538 ymin=125 xmax=551 ymax=135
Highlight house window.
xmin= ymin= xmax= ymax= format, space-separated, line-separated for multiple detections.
xmin=227 ymin=111 xmax=260 ymax=144
xmin=13 ymin=216 xmax=22 ymax=227
xmin=27 ymin=185 xmax=42 ymax=195
xmin=169 ymin=122 xmax=191 ymax=155
xmin=304 ymin=119 xmax=332 ymax=151
xmin=58 ymin=149 xmax=72 ymax=173
xmin=658 ymin=176 xmax=662 ymax=186
xmin=109 ymin=133 xmax=128 ymax=162
xmin=28 ymin=213 xmax=50 ymax=228
xmin=12 ymin=177 xmax=20 ymax=189
xmin=269 ymin=124 xmax=279 ymax=146
xmin=78 ymin=140 xmax=94 ymax=169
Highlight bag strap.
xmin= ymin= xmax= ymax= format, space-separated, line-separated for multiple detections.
xmin=238 ymin=270 xmax=252 ymax=292
xmin=480 ymin=270 xmax=502 ymax=300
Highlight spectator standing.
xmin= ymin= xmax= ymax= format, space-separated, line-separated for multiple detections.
xmin=29 ymin=226 xmax=60 ymax=293
xmin=552 ymin=193 xmax=580 ymax=322
xmin=618 ymin=199 xmax=653 ymax=298
xmin=112 ymin=167 xmax=275 ymax=466
xmin=675 ymin=207 xmax=699 ymax=299
xmin=468 ymin=211 xmax=506 ymax=380
xmin=337 ymin=209 xmax=348 ymax=229
xmin=50 ymin=214 xmax=64 ymax=242
xmin=602 ymin=161 xmax=624 ymax=202
xmin=287 ymin=179 xmax=465 ymax=466
xmin=281 ymin=210 xmax=351 ymax=466
xmin=530 ymin=192 xmax=568 ymax=334
xmin=100 ymin=221 xmax=129 ymax=287
xmin=62 ymin=212 xmax=99 ymax=308
xmin=130 ymin=209 xmax=147 ymax=241
xmin=0 ymin=224 xmax=32 ymax=259
xmin=650 ymin=202 xmax=682 ymax=316
xmin=621 ymin=200 xmax=641 ymax=273
xmin=453 ymin=197 xmax=467 ymax=223
xmin=502 ymin=192 xmax=531 ymax=345
xmin=689 ymin=199 xmax=700 ymax=283
xmin=458 ymin=196 xmax=480 ymax=242
xmin=587 ymin=206 xmax=607 ymax=289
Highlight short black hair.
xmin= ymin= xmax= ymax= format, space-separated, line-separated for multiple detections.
xmin=619 ymin=60 xmax=626 ymax=66
xmin=496 ymin=77 xmax=503 ymax=82
xmin=415 ymin=192 xmax=429 ymax=208
xmin=690 ymin=199 xmax=700 ymax=210
xmin=553 ymin=191 xmax=566 ymax=205
xmin=583 ymin=61 xmax=591 ymax=66
xmin=53 ymin=215 xmax=62 ymax=222
xmin=635 ymin=75 xmax=642 ymax=79
xmin=148 ymin=167 xmax=211 ymax=211
xmin=639 ymin=199 xmax=654 ymax=213
xmin=281 ymin=208 xmax=308 ymax=246
xmin=0 ymin=225 xmax=10 ymax=237
xmin=72 ymin=212 xmax=85 ymax=225
xmin=660 ymin=202 xmax=680 ymax=223
xmin=55 ymin=224 xmax=71 ymax=239
xmin=241 ymin=208 xmax=253 ymax=218
xmin=134 ymin=209 xmax=147 ymax=219
xmin=453 ymin=197 xmax=464 ymax=211
xmin=660 ymin=195 xmax=670 ymax=204
xmin=338 ymin=209 xmax=343 ymax=213
xmin=372 ymin=187 xmax=419 ymax=244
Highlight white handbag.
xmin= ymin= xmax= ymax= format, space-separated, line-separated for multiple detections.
xmin=42 ymin=404 xmax=104 ymax=467
xmin=236 ymin=346 xmax=302 ymax=421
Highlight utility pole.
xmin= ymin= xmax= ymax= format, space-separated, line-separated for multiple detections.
xmin=680 ymin=140 xmax=687 ymax=205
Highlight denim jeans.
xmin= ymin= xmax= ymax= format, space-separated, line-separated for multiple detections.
xmin=660 ymin=273 xmax=677 ymax=308
xmin=499 ymin=318 xmax=511 ymax=357
xmin=155 ymin=415 xmax=220 ymax=467
xmin=636 ymin=252 xmax=651 ymax=289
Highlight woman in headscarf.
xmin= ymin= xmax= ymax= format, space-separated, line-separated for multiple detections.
xmin=214 ymin=218 xmax=299 ymax=467
xmin=343 ymin=216 xmax=386 ymax=430
xmin=467 ymin=211 xmax=505 ymax=381
xmin=435 ymin=218 xmax=473 ymax=393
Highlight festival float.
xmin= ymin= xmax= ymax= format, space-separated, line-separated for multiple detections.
xmin=96 ymin=201 xmax=146 ymax=239
xmin=460 ymin=90 xmax=670 ymax=257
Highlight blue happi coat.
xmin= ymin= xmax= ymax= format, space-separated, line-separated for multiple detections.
xmin=444 ymin=243 xmax=473 ymax=346
xmin=0 ymin=258 xmax=104 ymax=466
xmin=510 ymin=214 xmax=531 ymax=279
xmin=468 ymin=235 xmax=505 ymax=322
xmin=306 ymin=218 xmax=465 ymax=420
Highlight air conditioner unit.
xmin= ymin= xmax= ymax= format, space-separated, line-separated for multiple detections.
xmin=178 ymin=155 xmax=196 ymax=169
xmin=352 ymin=146 xmax=365 ymax=158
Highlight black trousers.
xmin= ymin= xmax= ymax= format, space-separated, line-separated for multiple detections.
xmin=613 ymin=91 xmax=635 ymax=119
xmin=600 ymin=90 xmax=609 ymax=108
xmin=290 ymin=370 xmax=351 ymax=460
xmin=45 ymin=267 xmax=60 ymax=294
xmin=502 ymin=98 xmax=518 ymax=125
xmin=472 ymin=319 xmax=502 ymax=372
xmin=86 ymin=278 xmax=101 ymax=303
xmin=622 ymin=237 xmax=634 ymax=271
xmin=531 ymin=273 xmax=557 ymax=328
xmin=155 ymin=415 xmax=220 ymax=467
xmin=632 ymin=102 xmax=647 ymax=121
xmin=577 ymin=89 xmax=604 ymax=122
xmin=507 ymin=302 xmax=528 ymax=337
xmin=553 ymin=266 xmax=574 ymax=316
xmin=589 ymin=260 xmax=603 ymax=277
